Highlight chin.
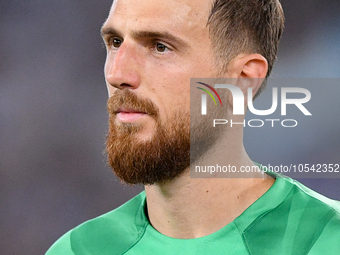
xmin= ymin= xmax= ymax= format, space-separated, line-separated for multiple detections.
xmin=135 ymin=132 xmax=154 ymax=142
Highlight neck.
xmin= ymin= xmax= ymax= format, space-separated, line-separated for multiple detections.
xmin=145 ymin=139 xmax=274 ymax=239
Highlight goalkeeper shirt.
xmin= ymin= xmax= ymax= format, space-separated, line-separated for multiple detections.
xmin=46 ymin=174 xmax=340 ymax=255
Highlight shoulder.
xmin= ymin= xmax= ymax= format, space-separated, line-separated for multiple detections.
xmin=287 ymin=178 xmax=340 ymax=253
xmin=285 ymin=176 xmax=340 ymax=217
xmin=264 ymin=170 xmax=340 ymax=214
xmin=292 ymin=177 xmax=340 ymax=211
xmin=246 ymin=175 xmax=340 ymax=254
xmin=45 ymin=192 xmax=148 ymax=255
xmin=276 ymin=175 xmax=340 ymax=232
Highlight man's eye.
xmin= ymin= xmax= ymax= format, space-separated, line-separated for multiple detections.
xmin=109 ymin=38 xmax=122 ymax=48
xmin=156 ymin=43 xmax=168 ymax=53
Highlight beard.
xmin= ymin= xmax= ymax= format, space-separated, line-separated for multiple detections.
xmin=106 ymin=90 xmax=190 ymax=185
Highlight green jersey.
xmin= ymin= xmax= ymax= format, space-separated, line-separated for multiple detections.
xmin=46 ymin=175 xmax=340 ymax=255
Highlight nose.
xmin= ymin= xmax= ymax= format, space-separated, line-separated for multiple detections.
xmin=105 ymin=42 xmax=141 ymax=94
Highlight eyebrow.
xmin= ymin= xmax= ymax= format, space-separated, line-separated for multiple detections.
xmin=101 ymin=27 xmax=122 ymax=38
xmin=101 ymin=26 xmax=189 ymax=49
xmin=131 ymin=30 xmax=188 ymax=47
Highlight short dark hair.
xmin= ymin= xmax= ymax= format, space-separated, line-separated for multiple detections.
xmin=208 ymin=0 xmax=285 ymax=97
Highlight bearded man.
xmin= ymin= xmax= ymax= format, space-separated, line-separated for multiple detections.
xmin=46 ymin=0 xmax=340 ymax=254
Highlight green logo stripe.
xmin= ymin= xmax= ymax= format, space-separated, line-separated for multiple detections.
xmin=197 ymin=87 xmax=217 ymax=106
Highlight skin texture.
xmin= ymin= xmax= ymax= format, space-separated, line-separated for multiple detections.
xmin=102 ymin=0 xmax=274 ymax=239
xmin=103 ymin=0 xmax=216 ymax=140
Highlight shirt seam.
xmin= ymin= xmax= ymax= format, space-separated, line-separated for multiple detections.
xmin=235 ymin=183 xmax=294 ymax=255
xmin=119 ymin=194 xmax=149 ymax=255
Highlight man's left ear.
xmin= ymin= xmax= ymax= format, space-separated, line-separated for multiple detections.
xmin=240 ymin=54 xmax=268 ymax=79
xmin=230 ymin=54 xmax=268 ymax=100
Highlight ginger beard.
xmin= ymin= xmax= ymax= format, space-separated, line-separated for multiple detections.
xmin=106 ymin=90 xmax=190 ymax=185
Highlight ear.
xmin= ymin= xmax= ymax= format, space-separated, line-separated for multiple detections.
xmin=226 ymin=54 xmax=268 ymax=106
xmin=238 ymin=54 xmax=268 ymax=79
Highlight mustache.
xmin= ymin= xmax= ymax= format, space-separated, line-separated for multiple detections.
xmin=107 ymin=90 xmax=159 ymax=117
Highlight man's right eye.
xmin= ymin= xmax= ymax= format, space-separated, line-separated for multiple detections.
xmin=108 ymin=38 xmax=122 ymax=48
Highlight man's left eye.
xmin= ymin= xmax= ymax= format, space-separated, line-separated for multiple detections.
xmin=156 ymin=43 xmax=168 ymax=53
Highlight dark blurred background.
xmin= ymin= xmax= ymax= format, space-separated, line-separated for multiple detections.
xmin=0 ymin=1 xmax=339 ymax=254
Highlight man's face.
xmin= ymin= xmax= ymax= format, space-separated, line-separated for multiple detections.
xmin=102 ymin=0 xmax=218 ymax=184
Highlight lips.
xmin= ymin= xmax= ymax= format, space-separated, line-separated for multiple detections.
xmin=115 ymin=108 xmax=147 ymax=123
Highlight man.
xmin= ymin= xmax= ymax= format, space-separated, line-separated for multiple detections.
xmin=46 ymin=0 xmax=340 ymax=254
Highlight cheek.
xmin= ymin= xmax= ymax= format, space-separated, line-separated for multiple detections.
xmin=104 ymin=58 xmax=110 ymax=93
xmin=106 ymin=85 xmax=116 ymax=98
xmin=161 ymin=70 xmax=192 ymax=111
xmin=104 ymin=54 xmax=118 ymax=97
xmin=161 ymin=83 xmax=191 ymax=117
xmin=104 ymin=52 xmax=112 ymax=76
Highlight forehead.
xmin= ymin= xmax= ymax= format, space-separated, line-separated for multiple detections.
xmin=104 ymin=0 xmax=212 ymax=37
